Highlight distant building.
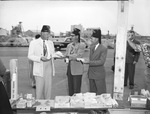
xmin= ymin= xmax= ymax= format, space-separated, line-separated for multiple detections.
xmin=82 ymin=27 xmax=100 ymax=38
xmin=71 ymin=24 xmax=84 ymax=32
xmin=24 ymin=29 xmax=54 ymax=37
xmin=66 ymin=31 xmax=72 ymax=37
xmin=0 ymin=28 xmax=9 ymax=36
xmin=24 ymin=30 xmax=35 ymax=37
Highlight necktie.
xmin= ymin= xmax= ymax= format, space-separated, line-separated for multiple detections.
xmin=43 ymin=40 xmax=47 ymax=56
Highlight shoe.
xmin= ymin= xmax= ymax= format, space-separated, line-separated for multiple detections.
xmin=32 ymin=85 xmax=36 ymax=89
xmin=40 ymin=112 xmax=47 ymax=114
xmin=31 ymin=82 xmax=36 ymax=89
xmin=124 ymin=84 xmax=127 ymax=87
xmin=129 ymin=85 xmax=134 ymax=89
xmin=111 ymin=65 xmax=114 ymax=72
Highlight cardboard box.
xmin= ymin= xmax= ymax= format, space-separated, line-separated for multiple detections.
xmin=130 ymin=95 xmax=147 ymax=108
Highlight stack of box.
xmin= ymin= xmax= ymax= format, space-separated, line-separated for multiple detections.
xmin=70 ymin=93 xmax=84 ymax=108
xmin=54 ymin=96 xmax=70 ymax=108
xmin=84 ymin=92 xmax=98 ymax=108
xmin=16 ymin=99 xmax=27 ymax=108
xmin=129 ymin=89 xmax=147 ymax=108
xmin=130 ymin=95 xmax=147 ymax=108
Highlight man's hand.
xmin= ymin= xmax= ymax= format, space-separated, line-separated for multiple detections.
xmin=6 ymin=69 xmax=9 ymax=72
xmin=41 ymin=56 xmax=51 ymax=62
xmin=133 ymin=61 xmax=137 ymax=64
xmin=82 ymin=58 xmax=90 ymax=64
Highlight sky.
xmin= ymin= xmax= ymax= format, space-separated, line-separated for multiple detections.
xmin=0 ymin=0 xmax=150 ymax=36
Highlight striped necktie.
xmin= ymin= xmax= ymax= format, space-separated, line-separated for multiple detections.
xmin=43 ymin=40 xmax=47 ymax=56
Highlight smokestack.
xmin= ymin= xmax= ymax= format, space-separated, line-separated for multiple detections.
xmin=131 ymin=25 xmax=134 ymax=31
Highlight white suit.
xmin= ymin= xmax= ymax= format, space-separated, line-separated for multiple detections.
xmin=28 ymin=38 xmax=55 ymax=99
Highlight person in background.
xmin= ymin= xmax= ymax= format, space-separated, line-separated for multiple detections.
xmin=64 ymin=28 xmax=86 ymax=96
xmin=124 ymin=30 xmax=140 ymax=89
xmin=83 ymin=29 xmax=107 ymax=95
xmin=28 ymin=34 xmax=41 ymax=88
xmin=143 ymin=53 xmax=150 ymax=92
xmin=28 ymin=25 xmax=55 ymax=99
xmin=111 ymin=39 xmax=116 ymax=72
xmin=139 ymin=43 xmax=150 ymax=92
xmin=0 ymin=58 xmax=13 ymax=114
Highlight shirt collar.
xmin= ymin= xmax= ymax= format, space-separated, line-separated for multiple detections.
xmin=95 ymin=43 xmax=99 ymax=47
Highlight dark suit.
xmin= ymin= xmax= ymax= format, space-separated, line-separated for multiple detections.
xmin=88 ymin=43 xmax=107 ymax=95
xmin=0 ymin=59 xmax=13 ymax=114
xmin=124 ymin=41 xmax=140 ymax=86
xmin=0 ymin=59 xmax=6 ymax=77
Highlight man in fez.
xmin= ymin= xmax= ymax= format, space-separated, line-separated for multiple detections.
xmin=83 ymin=29 xmax=108 ymax=95
xmin=28 ymin=25 xmax=55 ymax=99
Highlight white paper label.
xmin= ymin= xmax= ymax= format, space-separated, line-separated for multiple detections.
xmin=12 ymin=73 xmax=16 ymax=81
xmin=27 ymin=94 xmax=32 ymax=99
xmin=36 ymin=106 xmax=50 ymax=111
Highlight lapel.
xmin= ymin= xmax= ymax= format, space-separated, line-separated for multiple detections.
xmin=91 ymin=44 xmax=101 ymax=60
xmin=90 ymin=45 xmax=95 ymax=58
xmin=68 ymin=43 xmax=79 ymax=55
xmin=35 ymin=38 xmax=44 ymax=55
xmin=37 ymin=38 xmax=43 ymax=47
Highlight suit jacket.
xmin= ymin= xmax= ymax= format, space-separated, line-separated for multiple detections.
xmin=0 ymin=58 xmax=6 ymax=77
xmin=65 ymin=42 xmax=86 ymax=75
xmin=88 ymin=43 xmax=107 ymax=79
xmin=28 ymin=38 xmax=55 ymax=77
xmin=126 ymin=41 xmax=140 ymax=63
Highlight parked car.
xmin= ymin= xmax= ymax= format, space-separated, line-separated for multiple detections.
xmin=50 ymin=37 xmax=89 ymax=51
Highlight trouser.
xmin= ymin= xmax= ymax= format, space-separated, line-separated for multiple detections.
xmin=67 ymin=75 xmax=82 ymax=96
xmin=0 ymin=82 xmax=13 ymax=114
xmin=124 ymin=63 xmax=135 ymax=86
xmin=35 ymin=76 xmax=52 ymax=99
xmin=35 ymin=61 xmax=52 ymax=99
xmin=67 ymin=63 xmax=82 ymax=96
xmin=29 ymin=60 xmax=35 ymax=85
xmin=89 ymin=79 xmax=106 ymax=95
xmin=144 ymin=67 xmax=150 ymax=91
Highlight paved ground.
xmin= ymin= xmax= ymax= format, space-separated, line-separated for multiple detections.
xmin=0 ymin=47 xmax=146 ymax=107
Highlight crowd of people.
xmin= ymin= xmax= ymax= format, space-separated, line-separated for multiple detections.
xmin=27 ymin=25 xmax=144 ymax=100
xmin=27 ymin=25 xmax=108 ymax=99
xmin=0 ymin=24 xmax=149 ymax=114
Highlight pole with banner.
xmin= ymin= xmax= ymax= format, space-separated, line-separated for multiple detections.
xmin=10 ymin=59 xmax=18 ymax=100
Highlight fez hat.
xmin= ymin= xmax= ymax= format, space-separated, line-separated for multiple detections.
xmin=41 ymin=25 xmax=50 ymax=33
xmin=72 ymin=28 xmax=80 ymax=36
xmin=92 ymin=29 xmax=101 ymax=39
xmin=92 ymin=29 xmax=101 ymax=43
